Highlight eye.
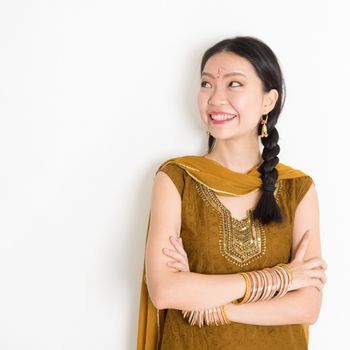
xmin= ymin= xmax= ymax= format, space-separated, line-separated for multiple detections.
xmin=229 ymin=81 xmax=241 ymax=87
xmin=201 ymin=80 xmax=210 ymax=88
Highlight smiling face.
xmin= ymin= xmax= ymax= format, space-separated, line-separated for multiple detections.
xmin=198 ymin=51 xmax=278 ymax=140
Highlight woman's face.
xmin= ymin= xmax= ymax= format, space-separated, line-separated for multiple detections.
xmin=197 ymin=51 xmax=278 ymax=140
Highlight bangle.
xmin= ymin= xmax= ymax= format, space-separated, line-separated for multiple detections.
xmin=230 ymin=263 xmax=293 ymax=305
xmin=220 ymin=305 xmax=232 ymax=325
xmin=182 ymin=304 xmax=232 ymax=327
xmin=277 ymin=263 xmax=293 ymax=282
xmin=232 ymin=272 xmax=251 ymax=304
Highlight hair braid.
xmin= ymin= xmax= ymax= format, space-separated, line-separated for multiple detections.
xmin=252 ymin=122 xmax=283 ymax=225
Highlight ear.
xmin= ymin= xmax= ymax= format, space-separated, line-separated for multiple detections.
xmin=263 ymin=89 xmax=279 ymax=114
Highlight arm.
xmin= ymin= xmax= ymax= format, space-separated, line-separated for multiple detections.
xmin=145 ymin=170 xmax=247 ymax=310
xmin=224 ymin=181 xmax=323 ymax=325
xmin=225 ymin=287 xmax=318 ymax=325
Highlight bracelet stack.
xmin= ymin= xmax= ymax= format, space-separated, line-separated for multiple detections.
xmin=232 ymin=263 xmax=293 ymax=305
xmin=181 ymin=263 xmax=293 ymax=327
xmin=181 ymin=304 xmax=232 ymax=327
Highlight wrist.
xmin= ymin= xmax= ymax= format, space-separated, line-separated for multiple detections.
xmin=224 ymin=302 xmax=239 ymax=323
xmin=232 ymin=272 xmax=247 ymax=302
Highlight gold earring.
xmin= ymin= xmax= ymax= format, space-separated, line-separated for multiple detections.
xmin=206 ymin=130 xmax=210 ymax=136
xmin=260 ymin=114 xmax=269 ymax=138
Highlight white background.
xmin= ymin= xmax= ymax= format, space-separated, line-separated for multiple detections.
xmin=0 ymin=0 xmax=348 ymax=349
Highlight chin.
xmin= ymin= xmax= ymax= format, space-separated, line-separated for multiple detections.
xmin=210 ymin=132 xmax=236 ymax=139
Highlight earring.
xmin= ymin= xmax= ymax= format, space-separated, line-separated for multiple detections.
xmin=260 ymin=114 xmax=269 ymax=138
xmin=206 ymin=130 xmax=210 ymax=136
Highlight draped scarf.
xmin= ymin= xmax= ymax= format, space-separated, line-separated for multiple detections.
xmin=136 ymin=155 xmax=309 ymax=349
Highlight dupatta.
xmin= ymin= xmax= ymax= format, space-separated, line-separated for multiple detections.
xmin=136 ymin=155 xmax=309 ymax=350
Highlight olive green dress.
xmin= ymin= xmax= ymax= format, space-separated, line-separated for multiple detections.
xmin=156 ymin=161 xmax=314 ymax=350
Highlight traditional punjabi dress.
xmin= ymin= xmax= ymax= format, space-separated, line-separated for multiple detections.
xmin=137 ymin=155 xmax=314 ymax=350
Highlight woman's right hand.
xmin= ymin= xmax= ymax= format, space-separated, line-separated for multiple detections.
xmin=286 ymin=229 xmax=328 ymax=292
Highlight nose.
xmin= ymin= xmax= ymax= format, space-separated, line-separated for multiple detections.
xmin=208 ymin=85 xmax=228 ymax=105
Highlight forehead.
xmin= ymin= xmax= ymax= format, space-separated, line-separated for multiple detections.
xmin=202 ymin=52 xmax=253 ymax=77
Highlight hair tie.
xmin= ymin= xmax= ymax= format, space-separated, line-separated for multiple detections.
xmin=262 ymin=183 xmax=275 ymax=192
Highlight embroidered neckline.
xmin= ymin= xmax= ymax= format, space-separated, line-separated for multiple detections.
xmin=195 ymin=180 xmax=283 ymax=267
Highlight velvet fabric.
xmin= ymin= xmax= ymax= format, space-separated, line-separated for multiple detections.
xmin=137 ymin=155 xmax=314 ymax=350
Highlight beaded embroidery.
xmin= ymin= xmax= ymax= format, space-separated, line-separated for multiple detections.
xmin=195 ymin=180 xmax=283 ymax=267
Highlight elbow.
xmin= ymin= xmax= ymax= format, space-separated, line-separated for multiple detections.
xmin=307 ymin=315 xmax=318 ymax=326
xmin=148 ymin=292 xmax=162 ymax=310
xmin=145 ymin=270 xmax=176 ymax=310
xmin=302 ymin=287 xmax=323 ymax=325
xmin=152 ymin=283 xmax=178 ymax=310
xmin=307 ymin=306 xmax=321 ymax=325
xmin=147 ymin=283 xmax=168 ymax=310
xmin=152 ymin=290 xmax=167 ymax=310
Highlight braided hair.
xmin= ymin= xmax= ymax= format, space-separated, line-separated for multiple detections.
xmin=201 ymin=36 xmax=286 ymax=225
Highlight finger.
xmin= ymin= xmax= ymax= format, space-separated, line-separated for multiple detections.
xmin=169 ymin=236 xmax=188 ymax=257
xmin=310 ymin=278 xmax=324 ymax=292
xmin=306 ymin=269 xmax=327 ymax=284
xmin=167 ymin=261 xmax=187 ymax=272
xmin=303 ymin=257 xmax=328 ymax=270
xmin=162 ymin=248 xmax=187 ymax=264
xmin=294 ymin=230 xmax=311 ymax=261
xmin=170 ymin=235 xmax=183 ymax=249
xmin=163 ymin=249 xmax=189 ymax=270
xmin=178 ymin=238 xmax=188 ymax=254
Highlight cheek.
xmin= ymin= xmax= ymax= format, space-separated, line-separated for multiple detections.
xmin=197 ymin=91 xmax=208 ymax=106
xmin=230 ymin=92 xmax=261 ymax=116
xmin=197 ymin=92 xmax=209 ymax=117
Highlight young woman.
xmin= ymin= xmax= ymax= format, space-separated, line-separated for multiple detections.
xmin=137 ymin=36 xmax=328 ymax=350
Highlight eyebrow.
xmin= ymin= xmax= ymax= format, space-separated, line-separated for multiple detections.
xmin=201 ymin=71 xmax=247 ymax=79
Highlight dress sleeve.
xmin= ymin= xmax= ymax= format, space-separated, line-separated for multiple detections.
xmin=155 ymin=163 xmax=185 ymax=198
xmin=294 ymin=175 xmax=315 ymax=208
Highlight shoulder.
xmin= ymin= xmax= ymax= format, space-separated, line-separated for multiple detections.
xmin=155 ymin=155 xmax=190 ymax=178
xmin=278 ymin=162 xmax=316 ymax=210
xmin=154 ymin=155 xmax=190 ymax=198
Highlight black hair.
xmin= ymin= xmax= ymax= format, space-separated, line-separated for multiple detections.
xmin=200 ymin=35 xmax=286 ymax=225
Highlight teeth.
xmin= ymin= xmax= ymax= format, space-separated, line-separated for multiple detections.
xmin=210 ymin=113 xmax=236 ymax=120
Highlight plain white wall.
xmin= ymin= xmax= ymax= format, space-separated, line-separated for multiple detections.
xmin=0 ymin=0 xmax=348 ymax=349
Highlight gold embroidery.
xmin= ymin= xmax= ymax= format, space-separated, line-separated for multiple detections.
xmin=195 ymin=180 xmax=283 ymax=267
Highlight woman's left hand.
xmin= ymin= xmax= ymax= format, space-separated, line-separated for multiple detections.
xmin=162 ymin=235 xmax=190 ymax=272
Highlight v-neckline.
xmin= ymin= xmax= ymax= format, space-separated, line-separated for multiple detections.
xmin=211 ymin=190 xmax=258 ymax=222
xmin=197 ymin=155 xmax=262 ymax=221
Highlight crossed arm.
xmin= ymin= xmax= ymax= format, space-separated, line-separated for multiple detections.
xmin=145 ymin=171 xmax=323 ymax=326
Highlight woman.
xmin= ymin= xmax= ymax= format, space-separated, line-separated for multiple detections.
xmin=137 ymin=36 xmax=328 ymax=350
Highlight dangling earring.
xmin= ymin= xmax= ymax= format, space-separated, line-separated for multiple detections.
xmin=260 ymin=114 xmax=269 ymax=138
xmin=206 ymin=130 xmax=210 ymax=136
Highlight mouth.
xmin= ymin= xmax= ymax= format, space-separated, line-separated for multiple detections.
xmin=209 ymin=113 xmax=237 ymax=124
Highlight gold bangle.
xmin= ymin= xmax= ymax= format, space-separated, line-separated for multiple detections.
xmin=277 ymin=263 xmax=293 ymax=281
xmin=220 ymin=305 xmax=232 ymax=324
xmin=232 ymin=272 xmax=250 ymax=304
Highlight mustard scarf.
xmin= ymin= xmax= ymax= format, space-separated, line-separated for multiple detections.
xmin=136 ymin=155 xmax=309 ymax=350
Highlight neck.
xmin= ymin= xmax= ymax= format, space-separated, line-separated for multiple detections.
xmin=204 ymin=135 xmax=263 ymax=174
